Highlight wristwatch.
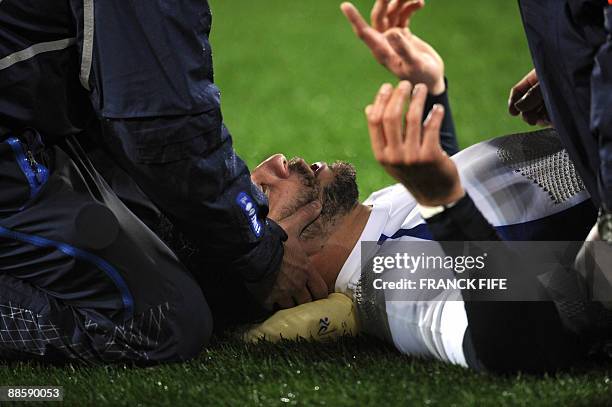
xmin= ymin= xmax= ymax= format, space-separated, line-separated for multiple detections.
xmin=597 ymin=207 xmax=612 ymax=243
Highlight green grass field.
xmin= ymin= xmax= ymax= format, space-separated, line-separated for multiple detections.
xmin=1 ymin=1 xmax=611 ymax=406
xmin=2 ymin=337 xmax=611 ymax=406
xmin=214 ymin=0 xmax=535 ymax=198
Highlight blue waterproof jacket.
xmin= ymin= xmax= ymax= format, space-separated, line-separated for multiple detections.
xmin=0 ymin=0 xmax=286 ymax=290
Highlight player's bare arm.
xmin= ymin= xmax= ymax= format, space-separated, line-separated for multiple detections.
xmin=365 ymin=81 xmax=464 ymax=206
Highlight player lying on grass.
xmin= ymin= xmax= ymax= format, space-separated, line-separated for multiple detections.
xmin=243 ymin=1 xmax=611 ymax=373
xmin=245 ymin=88 xmax=599 ymax=373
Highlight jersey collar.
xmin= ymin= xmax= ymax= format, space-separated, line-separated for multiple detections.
xmin=334 ymin=200 xmax=392 ymax=295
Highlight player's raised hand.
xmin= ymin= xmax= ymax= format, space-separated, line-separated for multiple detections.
xmin=265 ymin=200 xmax=329 ymax=310
xmin=365 ymin=81 xmax=464 ymax=206
xmin=341 ymin=1 xmax=445 ymax=95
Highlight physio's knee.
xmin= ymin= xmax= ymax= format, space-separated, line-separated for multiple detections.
xmin=170 ymin=280 xmax=213 ymax=361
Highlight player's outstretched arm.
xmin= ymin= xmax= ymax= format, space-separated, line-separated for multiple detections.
xmin=341 ymin=0 xmax=445 ymax=95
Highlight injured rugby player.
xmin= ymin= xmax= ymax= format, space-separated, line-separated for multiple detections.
xmin=242 ymin=1 xmax=606 ymax=372
xmin=244 ymin=104 xmax=595 ymax=370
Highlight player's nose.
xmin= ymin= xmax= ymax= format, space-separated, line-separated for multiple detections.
xmin=252 ymin=153 xmax=289 ymax=185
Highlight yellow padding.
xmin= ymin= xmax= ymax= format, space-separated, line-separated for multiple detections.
xmin=243 ymin=293 xmax=359 ymax=343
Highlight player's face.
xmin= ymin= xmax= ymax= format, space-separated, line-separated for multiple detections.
xmin=252 ymin=154 xmax=359 ymax=246
xmin=251 ymin=154 xmax=333 ymax=221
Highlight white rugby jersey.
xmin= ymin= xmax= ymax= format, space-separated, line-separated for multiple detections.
xmin=334 ymin=129 xmax=594 ymax=367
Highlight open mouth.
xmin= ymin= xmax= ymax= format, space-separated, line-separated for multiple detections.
xmin=310 ymin=162 xmax=327 ymax=178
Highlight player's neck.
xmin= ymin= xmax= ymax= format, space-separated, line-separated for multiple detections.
xmin=309 ymin=203 xmax=371 ymax=291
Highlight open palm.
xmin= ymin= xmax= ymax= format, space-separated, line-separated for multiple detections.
xmin=342 ymin=0 xmax=445 ymax=95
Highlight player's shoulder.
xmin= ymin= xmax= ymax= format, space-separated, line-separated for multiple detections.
xmin=363 ymin=183 xmax=423 ymax=231
xmin=452 ymin=128 xmax=562 ymax=165
xmin=363 ymin=183 xmax=418 ymax=212
xmin=363 ymin=184 xmax=403 ymax=206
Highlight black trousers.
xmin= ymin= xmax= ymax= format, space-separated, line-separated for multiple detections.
xmin=427 ymin=195 xmax=598 ymax=373
xmin=0 ymin=132 xmax=212 ymax=364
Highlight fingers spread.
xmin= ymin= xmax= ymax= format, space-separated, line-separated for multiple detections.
xmin=371 ymin=0 xmax=390 ymax=31
xmin=341 ymin=2 xmax=369 ymax=34
xmin=382 ymin=81 xmax=413 ymax=153
xmin=405 ymin=83 xmax=428 ymax=151
xmin=367 ymin=84 xmax=394 ymax=157
xmin=373 ymin=83 xmax=394 ymax=120
xmin=399 ymin=0 xmax=425 ymax=28
xmin=342 ymin=3 xmax=393 ymax=65
xmin=365 ymin=104 xmax=384 ymax=159
xmin=386 ymin=0 xmax=405 ymax=27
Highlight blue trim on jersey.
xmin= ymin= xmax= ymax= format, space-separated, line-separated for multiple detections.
xmin=0 ymin=225 xmax=134 ymax=320
xmin=6 ymin=137 xmax=49 ymax=199
xmin=378 ymin=199 xmax=597 ymax=243
xmin=379 ymin=224 xmax=432 ymax=243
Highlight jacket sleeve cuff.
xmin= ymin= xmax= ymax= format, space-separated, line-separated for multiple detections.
xmin=423 ymin=78 xmax=449 ymax=112
xmin=240 ymin=219 xmax=286 ymax=301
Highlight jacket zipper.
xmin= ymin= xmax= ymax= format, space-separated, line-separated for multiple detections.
xmin=25 ymin=148 xmax=44 ymax=184
xmin=5 ymin=137 xmax=48 ymax=197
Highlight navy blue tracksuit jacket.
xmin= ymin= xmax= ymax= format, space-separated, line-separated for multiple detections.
xmin=0 ymin=1 xmax=286 ymax=289
xmin=518 ymin=0 xmax=612 ymax=209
